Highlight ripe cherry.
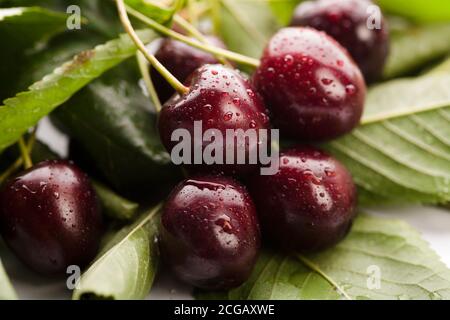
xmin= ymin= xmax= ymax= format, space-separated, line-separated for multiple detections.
xmin=158 ymin=64 xmax=270 ymax=176
xmin=0 ymin=160 xmax=102 ymax=275
xmin=159 ymin=175 xmax=260 ymax=290
xmin=253 ymin=27 xmax=366 ymax=141
xmin=290 ymin=0 xmax=389 ymax=82
xmin=152 ymin=36 xmax=228 ymax=103
xmin=248 ymin=146 xmax=357 ymax=252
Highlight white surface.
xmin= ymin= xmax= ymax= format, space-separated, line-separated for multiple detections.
xmin=2 ymin=118 xmax=450 ymax=299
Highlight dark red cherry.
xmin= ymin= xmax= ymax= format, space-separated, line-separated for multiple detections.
xmin=159 ymin=175 xmax=260 ymax=290
xmin=248 ymin=146 xmax=357 ymax=252
xmin=158 ymin=64 xmax=270 ymax=175
xmin=152 ymin=36 xmax=228 ymax=103
xmin=253 ymin=27 xmax=366 ymax=141
xmin=290 ymin=0 xmax=389 ymax=82
xmin=0 ymin=160 xmax=102 ymax=275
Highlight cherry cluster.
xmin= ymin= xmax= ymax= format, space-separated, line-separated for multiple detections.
xmin=155 ymin=0 xmax=387 ymax=290
xmin=0 ymin=0 xmax=388 ymax=290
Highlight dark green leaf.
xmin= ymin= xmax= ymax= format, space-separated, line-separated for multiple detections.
xmin=92 ymin=180 xmax=139 ymax=221
xmin=198 ymin=214 xmax=450 ymax=300
xmin=0 ymin=6 xmax=68 ymax=99
xmin=15 ymin=31 xmax=105 ymax=94
xmin=72 ymin=204 xmax=161 ymax=300
xmin=0 ymin=29 xmax=157 ymax=155
xmin=0 ymin=6 xmax=67 ymax=48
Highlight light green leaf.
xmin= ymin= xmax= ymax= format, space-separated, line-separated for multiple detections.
xmin=324 ymin=59 xmax=450 ymax=205
xmin=125 ymin=0 xmax=185 ymax=24
xmin=73 ymin=204 xmax=161 ymax=300
xmin=218 ymin=0 xmax=281 ymax=60
xmin=268 ymin=0 xmax=302 ymax=26
xmin=384 ymin=23 xmax=450 ymax=79
xmin=198 ymin=214 xmax=450 ymax=300
xmin=0 ymin=258 xmax=17 ymax=300
xmin=378 ymin=0 xmax=450 ymax=23
xmin=0 ymin=29 xmax=157 ymax=155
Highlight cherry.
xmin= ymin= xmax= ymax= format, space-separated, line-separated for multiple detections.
xmin=0 ymin=160 xmax=102 ymax=275
xmin=158 ymin=64 xmax=270 ymax=175
xmin=152 ymin=36 xmax=228 ymax=103
xmin=159 ymin=175 xmax=260 ymax=290
xmin=253 ymin=27 xmax=366 ymax=141
xmin=290 ymin=0 xmax=389 ymax=82
xmin=248 ymin=146 xmax=357 ymax=252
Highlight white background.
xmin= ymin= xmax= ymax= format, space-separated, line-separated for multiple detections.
xmin=2 ymin=118 xmax=450 ymax=299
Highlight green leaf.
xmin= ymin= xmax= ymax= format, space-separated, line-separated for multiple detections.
xmin=268 ymin=0 xmax=302 ymax=26
xmin=125 ymin=0 xmax=185 ymax=24
xmin=378 ymin=0 xmax=450 ymax=23
xmin=0 ymin=29 xmax=157 ymax=155
xmin=51 ymin=60 xmax=179 ymax=192
xmin=92 ymin=181 xmax=139 ymax=221
xmin=324 ymin=60 xmax=450 ymax=205
xmin=198 ymin=214 xmax=450 ymax=300
xmin=218 ymin=0 xmax=281 ymax=60
xmin=15 ymin=31 xmax=106 ymax=94
xmin=0 ymin=257 xmax=17 ymax=300
xmin=384 ymin=23 xmax=450 ymax=79
xmin=73 ymin=204 xmax=161 ymax=300
xmin=0 ymin=7 xmax=67 ymax=48
xmin=0 ymin=6 xmax=68 ymax=99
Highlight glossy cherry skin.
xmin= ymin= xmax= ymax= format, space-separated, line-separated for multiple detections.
xmin=159 ymin=175 xmax=260 ymax=290
xmin=0 ymin=160 xmax=102 ymax=275
xmin=248 ymin=147 xmax=357 ymax=252
xmin=158 ymin=64 xmax=270 ymax=176
xmin=290 ymin=0 xmax=389 ymax=82
xmin=152 ymin=36 xmax=227 ymax=103
xmin=253 ymin=27 xmax=366 ymax=141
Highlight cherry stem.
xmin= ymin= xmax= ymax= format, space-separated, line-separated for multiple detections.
xmin=116 ymin=0 xmax=189 ymax=95
xmin=173 ymin=14 xmax=230 ymax=66
xmin=0 ymin=133 xmax=36 ymax=184
xmin=125 ymin=5 xmax=261 ymax=68
xmin=136 ymin=52 xmax=162 ymax=113
xmin=18 ymin=136 xmax=33 ymax=169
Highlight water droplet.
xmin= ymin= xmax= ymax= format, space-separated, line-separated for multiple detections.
xmin=223 ymin=112 xmax=233 ymax=121
xmin=321 ymin=78 xmax=333 ymax=85
xmin=345 ymin=84 xmax=356 ymax=94
xmin=284 ymin=54 xmax=294 ymax=65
